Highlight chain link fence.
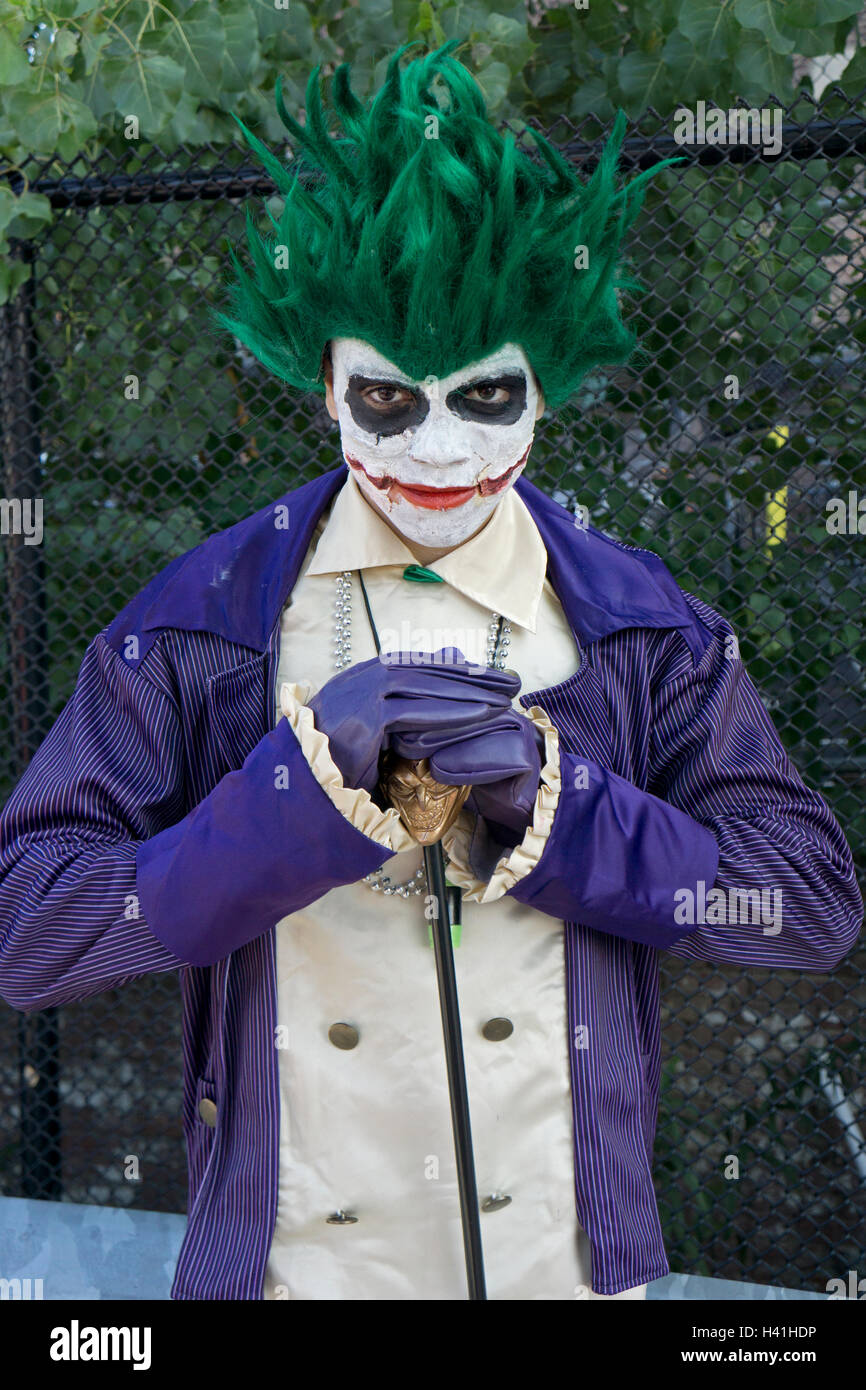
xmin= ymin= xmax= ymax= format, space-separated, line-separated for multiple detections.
xmin=1 ymin=79 xmax=864 ymax=1292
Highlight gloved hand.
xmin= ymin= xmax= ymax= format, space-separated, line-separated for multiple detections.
xmin=396 ymin=707 xmax=543 ymax=837
xmin=307 ymin=649 xmax=521 ymax=793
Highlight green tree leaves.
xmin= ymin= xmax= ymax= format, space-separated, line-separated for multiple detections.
xmin=3 ymin=0 xmax=860 ymax=176
xmin=4 ymin=83 xmax=97 ymax=158
xmin=0 ymin=22 xmax=31 ymax=86
xmin=99 ymin=50 xmax=187 ymax=135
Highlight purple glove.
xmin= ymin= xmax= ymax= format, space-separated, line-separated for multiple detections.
xmin=307 ymin=649 xmax=521 ymax=793
xmin=397 ymin=707 xmax=542 ymax=837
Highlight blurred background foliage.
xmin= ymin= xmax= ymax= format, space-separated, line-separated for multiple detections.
xmin=2 ymin=0 xmax=866 ymax=291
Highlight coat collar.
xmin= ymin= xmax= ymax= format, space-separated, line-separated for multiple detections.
xmin=138 ymin=464 xmax=711 ymax=662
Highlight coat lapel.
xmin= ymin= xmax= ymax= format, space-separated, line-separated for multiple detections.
xmin=515 ymin=475 xmax=712 ymax=665
xmin=140 ymin=467 xmax=346 ymax=653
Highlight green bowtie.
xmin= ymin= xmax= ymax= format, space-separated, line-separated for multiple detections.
xmin=402 ymin=564 xmax=444 ymax=584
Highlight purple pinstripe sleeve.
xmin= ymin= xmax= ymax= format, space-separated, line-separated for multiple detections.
xmin=647 ymin=603 xmax=863 ymax=968
xmin=508 ymin=607 xmax=861 ymax=966
xmin=0 ymin=628 xmax=393 ymax=1008
xmin=0 ymin=633 xmax=189 ymax=1010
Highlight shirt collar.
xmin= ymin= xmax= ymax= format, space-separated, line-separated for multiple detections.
xmin=305 ymin=475 xmax=547 ymax=632
xmin=130 ymin=465 xmax=714 ymax=670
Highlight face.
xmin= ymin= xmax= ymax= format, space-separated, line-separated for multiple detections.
xmin=324 ymin=337 xmax=543 ymax=549
xmin=380 ymin=756 xmax=471 ymax=845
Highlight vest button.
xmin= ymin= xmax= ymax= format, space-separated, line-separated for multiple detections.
xmin=198 ymin=1098 xmax=218 ymax=1127
xmin=328 ymin=1022 xmax=360 ymax=1049
xmin=481 ymin=1193 xmax=512 ymax=1212
xmin=481 ymin=1017 xmax=514 ymax=1041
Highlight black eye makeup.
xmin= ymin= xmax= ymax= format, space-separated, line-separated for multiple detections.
xmin=344 ymin=369 xmax=528 ymax=438
xmin=445 ymin=373 xmax=527 ymax=424
xmin=345 ymin=375 xmax=430 ymax=436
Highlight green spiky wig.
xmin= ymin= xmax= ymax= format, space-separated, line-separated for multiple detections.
xmin=216 ymin=40 xmax=675 ymax=410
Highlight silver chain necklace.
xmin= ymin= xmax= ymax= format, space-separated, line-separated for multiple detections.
xmin=332 ymin=569 xmax=511 ymax=898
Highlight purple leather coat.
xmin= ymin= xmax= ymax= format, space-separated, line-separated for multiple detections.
xmin=0 ymin=464 xmax=861 ymax=1297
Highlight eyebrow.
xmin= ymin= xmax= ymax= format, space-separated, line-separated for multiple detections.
xmin=453 ymin=370 xmax=527 ymax=389
xmin=348 ymin=369 xmax=528 ymax=390
xmin=347 ymin=371 xmax=416 ymax=387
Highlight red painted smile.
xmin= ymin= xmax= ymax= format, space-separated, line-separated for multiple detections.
xmin=345 ymin=448 xmax=531 ymax=511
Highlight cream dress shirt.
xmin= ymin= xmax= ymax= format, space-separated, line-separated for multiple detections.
xmin=262 ymin=476 xmax=647 ymax=1301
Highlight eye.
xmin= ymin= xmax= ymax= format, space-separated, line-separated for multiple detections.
xmin=462 ymin=383 xmax=510 ymax=404
xmin=362 ymin=383 xmax=416 ymax=409
xmin=445 ymin=372 xmax=526 ymax=423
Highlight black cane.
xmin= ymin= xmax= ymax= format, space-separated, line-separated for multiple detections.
xmin=423 ymin=841 xmax=487 ymax=1301
xmin=356 ymin=570 xmax=487 ymax=1299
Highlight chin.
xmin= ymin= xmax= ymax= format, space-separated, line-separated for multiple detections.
xmin=362 ymin=482 xmax=505 ymax=549
xmin=347 ymin=447 xmax=532 ymax=550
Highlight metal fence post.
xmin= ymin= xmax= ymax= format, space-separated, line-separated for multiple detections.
xmin=0 ymin=239 xmax=61 ymax=1199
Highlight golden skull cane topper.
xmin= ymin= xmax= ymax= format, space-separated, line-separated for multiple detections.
xmin=379 ymin=751 xmax=471 ymax=845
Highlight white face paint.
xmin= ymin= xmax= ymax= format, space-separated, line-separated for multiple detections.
xmin=329 ymin=337 xmax=540 ymax=550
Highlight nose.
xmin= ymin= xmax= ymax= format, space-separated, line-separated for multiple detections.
xmin=407 ymin=408 xmax=471 ymax=469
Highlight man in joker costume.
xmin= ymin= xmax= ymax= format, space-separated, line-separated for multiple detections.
xmin=0 ymin=44 xmax=861 ymax=1301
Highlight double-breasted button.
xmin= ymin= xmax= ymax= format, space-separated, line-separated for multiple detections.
xmin=328 ymin=1022 xmax=360 ymax=1050
xmin=481 ymin=1017 xmax=514 ymax=1041
xmin=326 ymin=1210 xmax=359 ymax=1224
xmin=481 ymin=1193 xmax=512 ymax=1212
xmin=198 ymin=1098 xmax=218 ymax=1127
